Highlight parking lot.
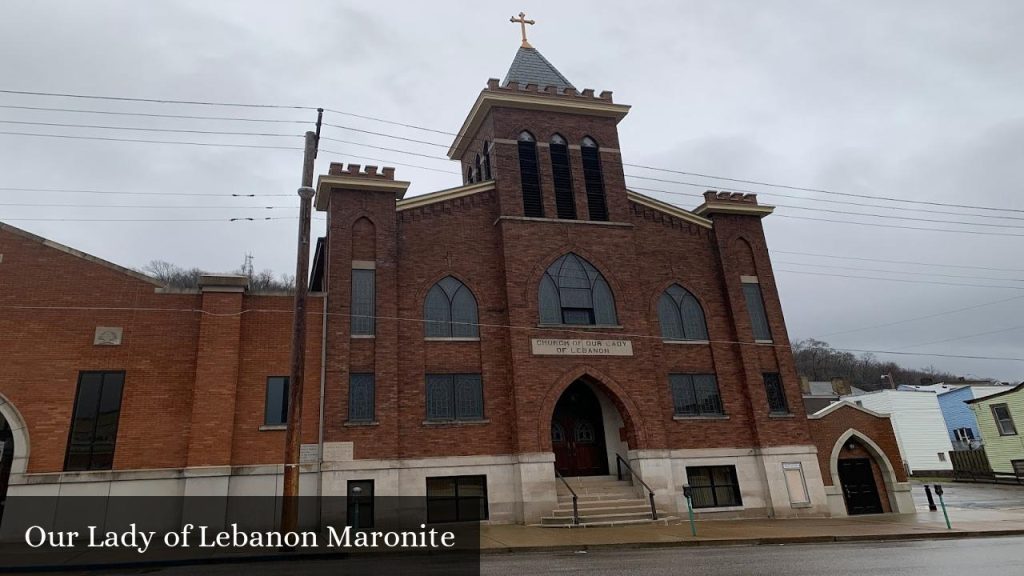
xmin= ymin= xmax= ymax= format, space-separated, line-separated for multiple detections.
xmin=911 ymin=480 xmax=1024 ymax=511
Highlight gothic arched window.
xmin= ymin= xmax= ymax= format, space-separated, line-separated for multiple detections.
xmin=549 ymin=133 xmax=576 ymax=220
xmin=518 ymin=131 xmax=544 ymax=217
xmin=539 ymin=253 xmax=617 ymax=326
xmin=424 ymin=276 xmax=480 ymax=338
xmin=481 ymin=141 xmax=492 ymax=180
xmin=658 ymin=284 xmax=709 ymax=341
xmin=581 ymin=136 xmax=608 ymax=221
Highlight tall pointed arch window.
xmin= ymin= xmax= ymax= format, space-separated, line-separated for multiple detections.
xmin=480 ymin=142 xmax=492 ymax=181
xmin=424 ymin=276 xmax=480 ymax=338
xmin=539 ymin=253 xmax=617 ymax=325
xmin=549 ymin=133 xmax=576 ymax=219
xmin=581 ymin=136 xmax=608 ymax=221
xmin=658 ymin=284 xmax=709 ymax=341
xmin=518 ymin=131 xmax=544 ymax=217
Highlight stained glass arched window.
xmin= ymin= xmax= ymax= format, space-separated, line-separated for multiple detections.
xmin=538 ymin=253 xmax=617 ymax=326
xmin=658 ymin=284 xmax=709 ymax=341
xmin=424 ymin=276 xmax=479 ymax=338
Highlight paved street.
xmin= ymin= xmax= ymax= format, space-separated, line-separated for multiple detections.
xmin=911 ymin=480 xmax=1024 ymax=511
xmin=477 ymin=536 xmax=1024 ymax=576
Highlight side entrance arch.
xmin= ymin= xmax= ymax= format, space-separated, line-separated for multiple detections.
xmin=551 ymin=381 xmax=609 ymax=477
xmin=0 ymin=393 xmax=30 ymax=524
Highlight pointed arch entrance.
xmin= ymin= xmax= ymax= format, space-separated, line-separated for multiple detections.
xmin=830 ymin=429 xmax=899 ymax=515
xmin=0 ymin=393 xmax=30 ymax=524
xmin=551 ymin=381 xmax=609 ymax=477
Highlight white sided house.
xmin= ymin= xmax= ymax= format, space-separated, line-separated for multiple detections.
xmin=841 ymin=390 xmax=954 ymax=475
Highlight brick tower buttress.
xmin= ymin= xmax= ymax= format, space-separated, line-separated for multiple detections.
xmin=698 ymin=191 xmax=813 ymax=447
xmin=315 ymin=163 xmax=409 ymax=459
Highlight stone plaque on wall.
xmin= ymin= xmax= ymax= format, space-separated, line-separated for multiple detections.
xmin=531 ymin=338 xmax=633 ymax=357
xmin=300 ymin=444 xmax=319 ymax=463
xmin=93 ymin=327 xmax=123 ymax=346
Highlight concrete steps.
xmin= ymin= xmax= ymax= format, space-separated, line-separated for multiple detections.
xmin=543 ymin=475 xmax=673 ymax=527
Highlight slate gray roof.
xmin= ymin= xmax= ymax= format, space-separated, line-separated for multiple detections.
xmin=502 ymin=46 xmax=575 ymax=90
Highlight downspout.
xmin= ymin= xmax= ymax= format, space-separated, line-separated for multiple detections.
xmin=316 ymin=290 xmax=328 ymax=528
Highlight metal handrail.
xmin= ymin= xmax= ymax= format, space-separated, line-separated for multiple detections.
xmin=615 ymin=454 xmax=658 ymax=520
xmin=554 ymin=468 xmax=580 ymax=525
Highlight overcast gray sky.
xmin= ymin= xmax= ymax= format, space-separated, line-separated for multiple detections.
xmin=1 ymin=1 xmax=1021 ymax=381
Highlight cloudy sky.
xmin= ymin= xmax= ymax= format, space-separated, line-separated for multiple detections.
xmin=2 ymin=1 xmax=1022 ymax=380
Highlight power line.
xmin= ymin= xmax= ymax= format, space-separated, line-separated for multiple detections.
xmin=771 ymin=250 xmax=1024 ymax=274
xmin=774 ymin=214 xmax=1024 ymax=238
xmin=772 ymin=260 xmax=1024 ymax=283
xmin=0 ymin=88 xmax=316 ymax=110
xmin=0 ymin=129 xmax=299 ymax=148
xmin=899 ymin=324 xmax=1024 ymax=350
xmin=319 ymin=136 xmax=451 ymax=161
xmin=0 ymin=203 xmax=292 ymax=209
xmin=0 ymin=103 xmax=310 ymax=124
xmin=318 ymin=148 xmax=459 ymax=175
xmin=0 ymin=216 xmax=282 ymax=222
xmin=0 ymin=119 xmax=301 ymax=138
xmin=0 ymin=186 xmax=292 ymax=198
xmin=774 ymin=268 xmax=1024 ymax=290
xmin=321 ymin=122 xmax=450 ymax=148
xmin=814 ymin=294 xmax=1024 ymax=340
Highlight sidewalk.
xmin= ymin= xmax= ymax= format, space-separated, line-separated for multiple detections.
xmin=480 ymin=507 xmax=1024 ymax=553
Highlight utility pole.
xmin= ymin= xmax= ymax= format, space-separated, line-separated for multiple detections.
xmin=281 ymin=108 xmax=323 ymax=539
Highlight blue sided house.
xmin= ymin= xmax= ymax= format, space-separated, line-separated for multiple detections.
xmin=899 ymin=383 xmax=1011 ymax=450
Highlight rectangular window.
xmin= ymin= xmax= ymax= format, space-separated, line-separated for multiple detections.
xmin=741 ymin=282 xmax=772 ymax=341
xmin=347 ymin=480 xmax=374 ymax=528
xmin=426 ymin=475 xmax=488 ymax=523
xmin=518 ymin=141 xmax=544 ymax=217
xmin=954 ymin=427 xmax=975 ymax=442
xmin=686 ymin=466 xmax=742 ymax=509
xmin=549 ymin=142 xmax=576 ymax=220
xmin=782 ymin=462 xmax=810 ymax=506
xmin=348 ymin=373 xmax=375 ymax=422
xmin=763 ymin=373 xmax=790 ymax=415
xmin=669 ymin=374 xmax=724 ymax=417
xmin=351 ymin=268 xmax=375 ymax=336
xmin=425 ymin=374 xmax=483 ymax=422
xmin=992 ymin=404 xmax=1018 ymax=436
xmin=65 ymin=371 xmax=125 ymax=471
xmin=265 ymin=376 xmax=289 ymax=426
xmin=581 ymin=146 xmax=608 ymax=221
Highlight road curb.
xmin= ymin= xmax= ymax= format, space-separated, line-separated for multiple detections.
xmin=479 ymin=528 xmax=1024 ymax=555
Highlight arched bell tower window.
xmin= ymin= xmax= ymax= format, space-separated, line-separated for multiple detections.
xmin=518 ymin=131 xmax=544 ymax=217
xmin=549 ymin=133 xmax=576 ymax=219
xmin=480 ymin=141 xmax=492 ymax=181
xmin=539 ymin=253 xmax=617 ymax=326
xmin=474 ymin=154 xmax=482 ymax=183
xmin=658 ymin=284 xmax=709 ymax=341
xmin=581 ymin=136 xmax=608 ymax=221
xmin=424 ymin=276 xmax=479 ymax=338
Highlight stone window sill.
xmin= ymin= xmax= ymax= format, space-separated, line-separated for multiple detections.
xmin=344 ymin=420 xmax=379 ymax=427
xmin=422 ymin=419 xmax=490 ymax=427
xmin=790 ymin=502 xmax=813 ymax=509
xmin=694 ymin=505 xmax=744 ymax=513
xmin=663 ymin=340 xmax=710 ymax=345
xmin=351 ymin=335 xmax=375 ymax=340
xmin=769 ymin=413 xmax=795 ymax=419
xmin=424 ymin=337 xmax=481 ymax=342
xmin=673 ymin=414 xmax=729 ymax=421
xmin=754 ymin=339 xmax=774 ymax=345
xmin=258 ymin=424 xmax=287 ymax=431
xmin=537 ymin=324 xmax=624 ymax=330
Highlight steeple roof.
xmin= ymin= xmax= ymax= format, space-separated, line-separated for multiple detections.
xmin=502 ymin=46 xmax=575 ymax=91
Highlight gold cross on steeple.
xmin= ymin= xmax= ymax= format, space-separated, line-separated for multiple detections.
xmin=510 ymin=12 xmax=535 ymax=48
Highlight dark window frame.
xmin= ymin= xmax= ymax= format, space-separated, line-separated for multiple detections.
xmin=348 ymin=373 xmax=375 ymax=423
xmin=264 ymin=376 xmax=289 ymax=426
xmin=518 ymin=131 xmax=544 ymax=217
xmin=669 ymin=374 xmax=725 ymax=417
xmin=992 ymin=403 xmax=1018 ymax=436
xmin=549 ymin=134 xmax=576 ymax=220
xmin=686 ymin=465 xmax=742 ymax=509
xmin=658 ymin=284 xmax=710 ymax=341
xmin=538 ymin=253 xmax=617 ymax=326
xmin=64 ymin=371 xmax=125 ymax=472
xmin=763 ymin=372 xmax=790 ymax=415
xmin=426 ymin=475 xmax=489 ymax=523
xmin=425 ymin=374 xmax=484 ymax=422
xmin=580 ymin=136 xmax=608 ymax=221
xmin=351 ymin=268 xmax=375 ymax=336
xmin=423 ymin=276 xmax=480 ymax=339
xmin=741 ymin=281 xmax=772 ymax=342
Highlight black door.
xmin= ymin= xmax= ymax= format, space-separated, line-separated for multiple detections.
xmin=552 ymin=382 xmax=608 ymax=477
xmin=838 ymin=458 xmax=883 ymax=515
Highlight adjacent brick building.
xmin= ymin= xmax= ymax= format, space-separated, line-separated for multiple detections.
xmin=0 ymin=41 xmax=911 ymax=526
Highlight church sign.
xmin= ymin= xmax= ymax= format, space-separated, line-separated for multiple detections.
xmin=531 ymin=338 xmax=633 ymax=357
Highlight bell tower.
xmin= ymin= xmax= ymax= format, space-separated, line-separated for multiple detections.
xmin=447 ymin=14 xmax=632 ymax=222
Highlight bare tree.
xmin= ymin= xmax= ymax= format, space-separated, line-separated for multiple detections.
xmin=141 ymin=256 xmax=295 ymax=293
xmin=791 ymin=338 xmax=965 ymax=391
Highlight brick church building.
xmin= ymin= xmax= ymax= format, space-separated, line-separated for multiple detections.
xmin=0 ymin=35 xmax=916 ymax=528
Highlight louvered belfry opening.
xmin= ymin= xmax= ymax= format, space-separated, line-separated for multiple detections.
xmin=518 ymin=131 xmax=544 ymax=217
xmin=581 ymin=137 xmax=608 ymax=221
xmin=549 ymin=134 xmax=576 ymax=219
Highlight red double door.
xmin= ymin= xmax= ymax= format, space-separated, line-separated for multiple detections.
xmin=552 ymin=382 xmax=609 ymax=477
